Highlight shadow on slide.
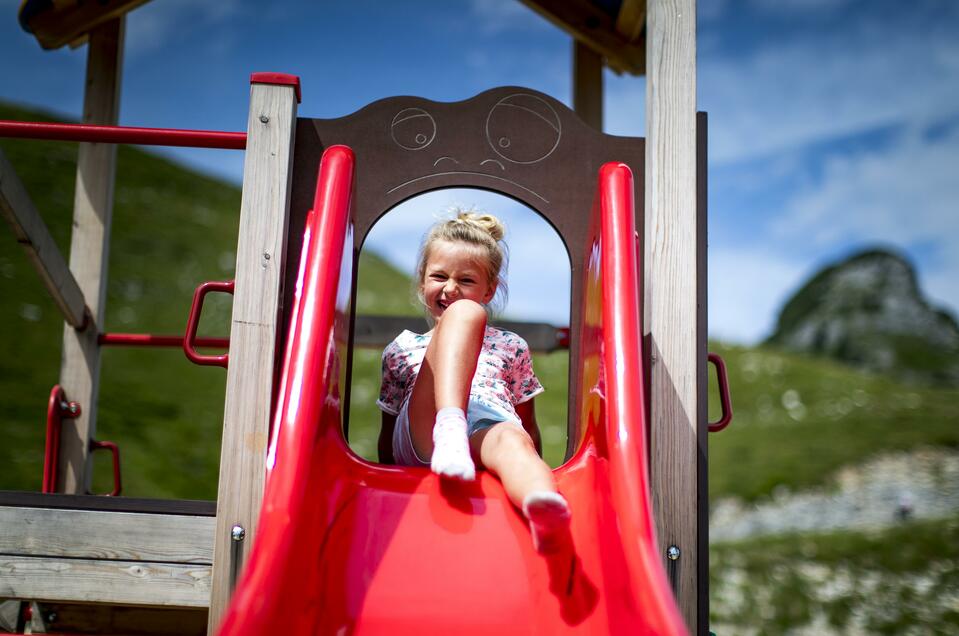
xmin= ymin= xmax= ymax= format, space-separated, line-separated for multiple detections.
xmin=217 ymin=146 xmax=688 ymax=635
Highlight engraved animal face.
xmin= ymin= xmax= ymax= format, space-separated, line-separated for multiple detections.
xmin=385 ymin=92 xmax=563 ymax=205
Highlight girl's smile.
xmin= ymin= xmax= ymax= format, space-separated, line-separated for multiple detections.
xmin=420 ymin=240 xmax=496 ymax=320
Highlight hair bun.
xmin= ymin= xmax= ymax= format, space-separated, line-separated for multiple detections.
xmin=456 ymin=211 xmax=505 ymax=242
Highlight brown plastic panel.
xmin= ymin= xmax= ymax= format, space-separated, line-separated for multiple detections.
xmin=285 ymin=87 xmax=644 ymax=456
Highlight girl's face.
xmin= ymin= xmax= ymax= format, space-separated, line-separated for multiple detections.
xmin=420 ymin=240 xmax=496 ymax=321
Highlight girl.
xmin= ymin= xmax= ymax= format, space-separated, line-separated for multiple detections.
xmin=376 ymin=211 xmax=571 ymax=553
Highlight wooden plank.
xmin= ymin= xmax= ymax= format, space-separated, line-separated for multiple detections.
xmin=0 ymin=507 xmax=214 ymax=564
xmin=0 ymin=491 xmax=216 ymax=516
xmin=207 ymin=79 xmax=298 ymax=631
xmin=573 ymin=40 xmax=604 ymax=131
xmin=0 ymin=556 xmax=209 ymax=608
xmin=24 ymin=602 xmax=207 ymax=636
xmin=644 ymin=0 xmax=699 ymax=633
xmin=519 ymin=0 xmax=646 ymax=74
xmin=56 ymin=18 xmax=124 ymax=495
xmin=0 ymin=149 xmax=87 ymax=328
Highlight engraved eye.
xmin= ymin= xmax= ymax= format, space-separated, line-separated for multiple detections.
xmin=486 ymin=94 xmax=561 ymax=164
xmin=391 ymin=108 xmax=436 ymax=150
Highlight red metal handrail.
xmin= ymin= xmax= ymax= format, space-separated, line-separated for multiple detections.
xmin=100 ymin=332 xmax=229 ymax=348
xmin=184 ymin=280 xmax=235 ymax=368
xmin=0 ymin=120 xmax=246 ymax=149
xmin=89 ymin=440 xmax=122 ymax=497
xmin=42 ymin=385 xmax=79 ymax=494
xmin=708 ymin=352 xmax=734 ymax=432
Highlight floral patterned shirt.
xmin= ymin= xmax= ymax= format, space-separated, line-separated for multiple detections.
xmin=377 ymin=327 xmax=544 ymax=420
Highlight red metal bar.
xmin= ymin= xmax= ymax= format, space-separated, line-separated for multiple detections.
xmin=43 ymin=385 xmax=80 ymax=494
xmin=184 ymin=280 xmax=235 ymax=367
xmin=708 ymin=352 xmax=734 ymax=432
xmin=89 ymin=440 xmax=122 ymax=497
xmin=99 ymin=333 xmax=229 ymax=348
xmin=0 ymin=120 xmax=246 ymax=149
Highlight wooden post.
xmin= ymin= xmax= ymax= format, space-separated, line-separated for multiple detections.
xmin=645 ymin=0 xmax=700 ymax=633
xmin=573 ymin=40 xmax=603 ymax=131
xmin=207 ymin=75 xmax=299 ymax=632
xmin=57 ymin=18 xmax=124 ymax=494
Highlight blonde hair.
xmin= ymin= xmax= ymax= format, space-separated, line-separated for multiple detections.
xmin=414 ymin=208 xmax=509 ymax=318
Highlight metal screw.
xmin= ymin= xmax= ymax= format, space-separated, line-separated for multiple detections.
xmin=46 ymin=612 xmax=57 ymax=623
xmin=263 ymin=252 xmax=271 ymax=261
xmin=667 ymin=545 xmax=681 ymax=561
xmin=231 ymin=525 xmax=246 ymax=542
xmin=259 ymin=115 xmax=270 ymax=124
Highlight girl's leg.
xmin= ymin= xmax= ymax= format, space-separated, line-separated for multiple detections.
xmin=407 ymin=300 xmax=488 ymax=477
xmin=472 ymin=423 xmax=571 ymax=552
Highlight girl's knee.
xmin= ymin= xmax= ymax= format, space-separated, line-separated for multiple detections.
xmin=483 ymin=423 xmax=534 ymax=457
xmin=438 ymin=299 xmax=487 ymax=326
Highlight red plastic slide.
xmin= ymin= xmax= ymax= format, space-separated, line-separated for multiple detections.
xmin=216 ymin=146 xmax=688 ymax=635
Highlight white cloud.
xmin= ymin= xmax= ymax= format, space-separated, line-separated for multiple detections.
xmin=708 ymin=247 xmax=810 ymax=343
xmin=700 ymin=11 xmax=959 ymax=165
xmin=126 ymin=0 xmax=246 ymax=58
xmin=468 ymin=0 xmax=553 ymax=35
xmin=769 ymin=122 xmax=959 ymax=323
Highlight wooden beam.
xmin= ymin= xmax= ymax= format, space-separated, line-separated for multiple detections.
xmin=57 ymin=17 xmax=124 ymax=495
xmin=616 ymin=0 xmax=648 ymax=41
xmin=0 ymin=150 xmax=87 ymax=328
xmin=207 ymin=78 xmax=299 ymax=632
xmin=0 ymin=556 xmax=210 ymax=608
xmin=645 ymin=0 xmax=700 ymax=633
xmin=573 ymin=40 xmax=604 ymax=131
xmin=0 ymin=507 xmax=214 ymax=564
xmin=20 ymin=0 xmax=149 ymax=50
xmin=519 ymin=0 xmax=645 ymax=75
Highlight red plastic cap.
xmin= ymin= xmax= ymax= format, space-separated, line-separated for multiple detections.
xmin=250 ymin=72 xmax=302 ymax=103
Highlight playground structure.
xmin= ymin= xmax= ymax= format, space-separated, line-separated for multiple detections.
xmin=0 ymin=1 xmax=731 ymax=634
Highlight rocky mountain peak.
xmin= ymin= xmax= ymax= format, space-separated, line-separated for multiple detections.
xmin=766 ymin=249 xmax=959 ymax=385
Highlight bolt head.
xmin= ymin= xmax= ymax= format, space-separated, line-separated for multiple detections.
xmin=667 ymin=545 xmax=681 ymax=561
xmin=231 ymin=525 xmax=246 ymax=541
xmin=259 ymin=114 xmax=270 ymax=124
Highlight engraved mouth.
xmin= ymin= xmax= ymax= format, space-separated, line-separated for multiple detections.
xmin=387 ymin=171 xmax=548 ymax=203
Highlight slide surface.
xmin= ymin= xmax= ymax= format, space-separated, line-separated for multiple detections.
xmin=217 ymin=146 xmax=688 ymax=635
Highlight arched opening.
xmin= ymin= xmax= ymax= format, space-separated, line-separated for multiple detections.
xmin=347 ymin=187 xmax=571 ymax=467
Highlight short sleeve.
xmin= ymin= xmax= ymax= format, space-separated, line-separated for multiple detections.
xmin=376 ymin=341 xmax=403 ymax=415
xmin=509 ymin=337 xmax=544 ymax=405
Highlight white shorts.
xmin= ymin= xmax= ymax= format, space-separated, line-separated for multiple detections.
xmin=392 ymin=396 xmax=522 ymax=467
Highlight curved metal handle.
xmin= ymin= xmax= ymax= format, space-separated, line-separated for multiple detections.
xmin=184 ymin=280 xmax=234 ymax=368
xmin=708 ymin=353 xmax=733 ymax=432
xmin=89 ymin=440 xmax=122 ymax=497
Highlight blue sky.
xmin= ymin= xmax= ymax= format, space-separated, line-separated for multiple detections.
xmin=2 ymin=0 xmax=957 ymax=343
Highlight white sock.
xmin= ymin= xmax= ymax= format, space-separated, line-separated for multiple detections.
xmin=522 ymin=491 xmax=571 ymax=554
xmin=430 ymin=407 xmax=475 ymax=481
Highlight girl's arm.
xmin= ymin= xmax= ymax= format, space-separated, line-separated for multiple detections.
xmin=379 ymin=413 xmax=397 ymax=464
xmin=516 ymin=398 xmax=543 ymax=457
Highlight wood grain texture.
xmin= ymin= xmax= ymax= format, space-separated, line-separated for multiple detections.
xmin=207 ymin=81 xmax=298 ymax=631
xmin=57 ymin=18 xmax=124 ymax=495
xmin=644 ymin=0 xmax=700 ymax=632
xmin=0 ymin=507 xmax=214 ymax=564
xmin=0 ymin=556 xmax=210 ymax=608
xmin=0 ymin=149 xmax=86 ymax=327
